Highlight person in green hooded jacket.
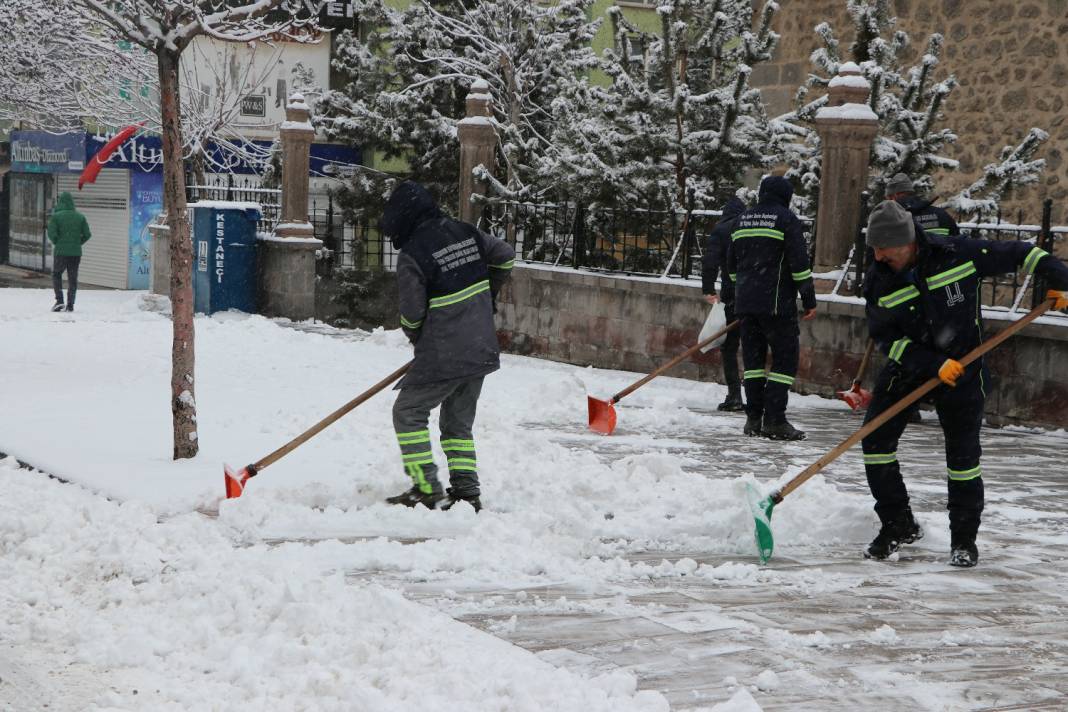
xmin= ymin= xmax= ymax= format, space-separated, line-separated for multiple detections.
xmin=48 ymin=192 xmax=91 ymax=312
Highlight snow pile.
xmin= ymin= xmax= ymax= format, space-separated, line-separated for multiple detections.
xmin=0 ymin=457 xmax=667 ymax=711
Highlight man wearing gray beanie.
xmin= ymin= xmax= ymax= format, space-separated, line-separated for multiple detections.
xmin=859 ymin=200 xmax=1068 ymax=568
xmin=885 ymin=172 xmax=960 ymax=237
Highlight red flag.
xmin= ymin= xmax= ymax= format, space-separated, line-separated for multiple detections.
xmin=79 ymin=123 xmax=145 ymax=190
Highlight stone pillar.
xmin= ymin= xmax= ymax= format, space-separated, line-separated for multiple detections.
xmin=260 ymin=92 xmax=322 ymax=320
xmin=277 ymin=92 xmax=315 ymax=238
xmin=149 ymin=218 xmax=170 ymax=296
xmin=813 ymin=62 xmax=880 ymax=273
xmin=457 ymin=79 xmax=497 ymax=223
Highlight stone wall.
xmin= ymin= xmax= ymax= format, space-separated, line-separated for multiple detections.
xmin=494 ymin=266 xmax=1068 ymax=430
xmin=753 ymin=0 xmax=1068 ymax=223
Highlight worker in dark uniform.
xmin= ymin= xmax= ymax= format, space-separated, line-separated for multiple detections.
xmin=379 ymin=181 xmax=515 ymax=512
xmin=726 ymin=176 xmax=817 ymax=440
xmin=886 ymin=172 xmax=960 ymax=237
xmin=861 ymin=199 xmax=1068 ymax=567
xmin=701 ymin=196 xmax=747 ymax=412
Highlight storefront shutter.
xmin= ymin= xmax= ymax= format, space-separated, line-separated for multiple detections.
xmin=57 ymin=170 xmax=130 ymax=289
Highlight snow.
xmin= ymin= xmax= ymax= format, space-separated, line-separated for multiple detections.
xmin=828 ymin=74 xmax=870 ymax=89
xmin=0 ymin=289 xmax=673 ymax=710
xmin=187 ymin=200 xmax=262 ymax=212
xmin=815 ymin=102 xmax=879 ymax=122
xmin=4 ymin=288 xmax=1068 ymax=710
xmin=280 ymin=119 xmax=314 ymax=131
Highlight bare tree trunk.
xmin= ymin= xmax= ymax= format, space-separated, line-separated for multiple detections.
xmin=158 ymin=49 xmax=199 ymax=459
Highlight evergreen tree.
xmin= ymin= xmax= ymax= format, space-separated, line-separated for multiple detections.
xmin=542 ymin=0 xmax=781 ymax=212
xmin=318 ymin=0 xmax=466 ymax=218
xmin=775 ymin=0 xmax=1047 ymax=216
xmin=319 ymin=0 xmax=601 ymax=217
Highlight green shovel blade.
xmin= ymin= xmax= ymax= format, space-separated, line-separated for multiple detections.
xmin=745 ymin=482 xmax=776 ymax=564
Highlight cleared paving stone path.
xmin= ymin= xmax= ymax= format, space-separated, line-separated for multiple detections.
xmin=342 ymin=405 xmax=1068 ymax=710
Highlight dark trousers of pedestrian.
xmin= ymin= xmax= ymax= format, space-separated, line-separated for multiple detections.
xmin=740 ymin=313 xmax=799 ymax=424
xmin=53 ymin=255 xmax=81 ymax=307
xmin=721 ymin=302 xmax=742 ymax=394
xmin=861 ymin=367 xmax=985 ymax=543
xmin=392 ymin=375 xmax=484 ymax=498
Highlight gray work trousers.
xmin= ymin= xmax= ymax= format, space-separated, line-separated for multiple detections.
xmin=392 ymin=375 xmax=484 ymax=497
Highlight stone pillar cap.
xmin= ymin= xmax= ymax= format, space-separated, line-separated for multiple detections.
xmin=463 ymin=80 xmax=493 ymax=120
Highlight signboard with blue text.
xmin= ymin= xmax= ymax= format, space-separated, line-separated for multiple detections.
xmin=129 ymin=171 xmax=163 ymax=289
xmin=10 ymin=131 xmax=86 ymax=173
xmin=85 ymin=133 xmax=360 ymax=177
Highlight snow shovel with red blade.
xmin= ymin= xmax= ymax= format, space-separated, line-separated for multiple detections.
xmin=837 ymin=339 xmax=875 ymax=411
xmin=588 ymin=320 xmax=740 ymax=435
xmin=748 ymin=297 xmax=1056 ymax=563
xmin=225 ymin=360 xmax=413 ymax=499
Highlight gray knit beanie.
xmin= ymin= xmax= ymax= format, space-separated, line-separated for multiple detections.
xmin=885 ymin=173 xmax=914 ymax=195
xmin=866 ymin=200 xmax=916 ymax=248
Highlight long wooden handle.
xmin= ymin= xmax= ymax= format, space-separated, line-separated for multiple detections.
xmin=611 ymin=320 xmax=740 ymax=403
xmin=251 ymin=360 xmax=414 ymax=473
xmin=853 ymin=339 xmax=875 ymax=385
xmin=774 ymin=299 xmax=1054 ymax=503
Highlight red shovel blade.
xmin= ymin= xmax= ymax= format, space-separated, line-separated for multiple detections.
xmin=837 ymin=383 xmax=873 ymax=411
xmin=224 ymin=463 xmax=251 ymax=499
xmin=587 ymin=395 xmax=617 ymax=435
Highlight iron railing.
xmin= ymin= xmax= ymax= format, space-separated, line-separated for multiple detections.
xmin=309 ymin=199 xmax=398 ymax=275
xmin=311 ymin=193 xmax=1064 ymax=319
xmin=479 ymin=201 xmax=814 ymax=280
xmin=186 ymin=175 xmax=280 ymax=233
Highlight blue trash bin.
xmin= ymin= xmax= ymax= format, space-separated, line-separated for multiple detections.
xmin=191 ymin=203 xmax=261 ymax=314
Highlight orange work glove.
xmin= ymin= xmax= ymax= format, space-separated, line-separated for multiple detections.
xmin=938 ymin=359 xmax=964 ymax=387
xmin=1047 ymin=290 xmax=1068 ymax=310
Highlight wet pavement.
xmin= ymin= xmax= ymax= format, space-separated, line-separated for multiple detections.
xmin=344 ymin=407 xmax=1068 ymax=710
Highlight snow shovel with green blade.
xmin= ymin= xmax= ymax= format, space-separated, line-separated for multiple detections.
xmin=225 ymin=360 xmax=413 ymax=499
xmin=588 ymin=320 xmax=740 ymax=435
xmin=748 ymin=297 xmax=1056 ymax=563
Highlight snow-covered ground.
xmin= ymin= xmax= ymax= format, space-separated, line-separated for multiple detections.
xmin=2 ymin=288 xmax=1067 ymax=710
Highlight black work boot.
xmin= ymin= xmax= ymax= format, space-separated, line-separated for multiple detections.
xmin=743 ymin=415 xmax=763 ymax=436
xmin=762 ymin=419 xmax=806 ymax=441
xmin=864 ymin=509 xmax=924 ymax=560
xmin=385 ymin=485 xmax=446 ymax=510
xmin=949 ymin=534 xmax=979 ymax=567
xmin=718 ymin=386 xmax=745 ymax=412
xmin=441 ymin=487 xmax=482 ymax=513
xmin=52 ymin=301 xmax=65 ymax=312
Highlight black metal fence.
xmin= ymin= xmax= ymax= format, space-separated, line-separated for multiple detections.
xmin=186 ymin=175 xmax=281 ymax=233
xmin=293 ymin=190 xmax=1065 ymax=319
xmin=309 ymin=197 xmax=398 ymax=275
xmin=478 ymin=201 xmax=815 ymax=280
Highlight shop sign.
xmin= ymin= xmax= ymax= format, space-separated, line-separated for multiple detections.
xmin=10 ymin=131 xmax=86 ymax=173
xmin=240 ymin=95 xmax=266 ymax=117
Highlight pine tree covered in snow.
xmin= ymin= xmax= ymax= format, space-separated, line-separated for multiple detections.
xmin=542 ymin=0 xmax=780 ymax=212
xmin=943 ymin=129 xmax=1049 ymax=222
xmin=319 ymin=0 xmax=601 ymax=217
xmin=775 ymin=0 xmax=1047 ymax=216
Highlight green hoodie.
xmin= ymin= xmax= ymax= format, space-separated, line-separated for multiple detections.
xmin=47 ymin=192 xmax=92 ymax=257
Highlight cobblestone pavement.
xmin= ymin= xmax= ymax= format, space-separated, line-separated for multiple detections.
xmin=345 ymin=407 xmax=1068 ymax=710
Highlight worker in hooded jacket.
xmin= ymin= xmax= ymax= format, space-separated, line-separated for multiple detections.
xmin=727 ymin=176 xmax=818 ymax=441
xmin=378 ymin=181 xmax=515 ymax=513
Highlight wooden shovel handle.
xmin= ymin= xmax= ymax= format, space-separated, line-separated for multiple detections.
xmin=774 ymin=299 xmax=1055 ymax=503
xmin=251 ymin=360 xmax=414 ymax=473
xmin=853 ymin=338 xmax=875 ymax=385
xmin=611 ymin=320 xmax=741 ymax=403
